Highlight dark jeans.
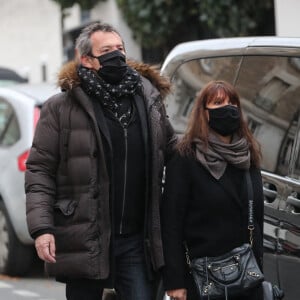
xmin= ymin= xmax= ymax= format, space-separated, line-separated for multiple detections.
xmin=66 ymin=234 xmax=153 ymax=300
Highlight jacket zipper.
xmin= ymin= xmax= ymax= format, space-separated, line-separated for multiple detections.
xmin=119 ymin=127 xmax=128 ymax=234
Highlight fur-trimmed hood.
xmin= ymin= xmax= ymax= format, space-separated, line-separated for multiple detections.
xmin=57 ymin=59 xmax=172 ymax=98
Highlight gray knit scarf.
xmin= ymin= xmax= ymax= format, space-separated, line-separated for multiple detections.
xmin=194 ymin=132 xmax=250 ymax=180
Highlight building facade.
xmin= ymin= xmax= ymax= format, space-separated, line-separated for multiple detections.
xmin=275 ymin=0 xmax=300 ymax=37
xmin=0 ymin=0 xmax=141 ymax=84
xmin=0 ymin=0 xmax=299 ymax=84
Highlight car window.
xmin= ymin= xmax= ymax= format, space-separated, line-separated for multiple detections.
xmin=0 ymin=97 xmax=20 ymax=146
xmin=165 ymin=56 xmax=243 ymax=133
xmin=235 ymin=55 xmax=300 ymax=177
xmin=165 ymin=55 xmax=300 ymax=177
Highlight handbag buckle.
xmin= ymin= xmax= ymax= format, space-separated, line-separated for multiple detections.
xmin=234 ymin=254 xmax=240 ymax=261
xmin=203 ymin=282 xmax=213 ymax=294
xmin=247 ymin=271 xmax=261 ymax=278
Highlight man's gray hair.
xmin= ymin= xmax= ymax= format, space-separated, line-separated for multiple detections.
xmin=75 ymin=22 xmax=122 ymax=56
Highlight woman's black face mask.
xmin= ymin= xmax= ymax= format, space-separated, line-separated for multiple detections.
xmin=206 ymin=105 xmax=241 ymax=136
xmin=93 ymin=50 xmax=128 ymax=84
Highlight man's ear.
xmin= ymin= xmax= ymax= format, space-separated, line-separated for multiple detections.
xmin=81 ymin=55 xmax=93 ymax=68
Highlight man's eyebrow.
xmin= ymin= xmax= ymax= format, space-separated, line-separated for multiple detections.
xmin=96 ymin=44 xmax=121 ymax=50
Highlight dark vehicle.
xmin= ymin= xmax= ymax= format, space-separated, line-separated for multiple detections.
xmin=0 ymin=67 xmax=28 ymax=86
xmin=156 ymin=37 xmax=300 ymax=300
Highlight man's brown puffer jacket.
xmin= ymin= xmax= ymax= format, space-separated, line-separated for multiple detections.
xmin=25 ymin=60 xmax=176 ymax=280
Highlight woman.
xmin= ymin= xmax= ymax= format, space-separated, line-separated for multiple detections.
xmin=161 ymin=80 xmax=264 ymax=300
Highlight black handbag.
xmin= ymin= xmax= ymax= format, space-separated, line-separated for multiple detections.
xmin=185 ymin=171 xmax=264 ymax=299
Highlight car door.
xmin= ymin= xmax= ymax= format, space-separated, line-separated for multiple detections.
xmin=274 ymin=105 xmax=300 ymax=300
xmin=233 ymin=54 xmax=300 ymax=300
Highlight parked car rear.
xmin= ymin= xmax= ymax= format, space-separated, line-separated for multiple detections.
xmin=156 ymin=36 xmax=300 ymax=300
xmin=0 ymin=83 xmax=59 ymax=275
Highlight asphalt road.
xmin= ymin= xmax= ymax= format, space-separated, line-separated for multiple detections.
xmin=0 ymin=258 xmax=118 ymax=300
xmin=0 ymin=275 xmax=65 ymax=300
xmin=0 ymin=258 xmax=64 ymax=300
xmin=0 ymin=258 xmax=168 ymax=300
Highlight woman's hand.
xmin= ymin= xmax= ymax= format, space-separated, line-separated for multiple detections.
xmin=166 ymin=288 xmax=187 ymax=300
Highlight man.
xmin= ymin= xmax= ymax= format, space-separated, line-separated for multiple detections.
xmin=25 ymin=22 xmax=176 ymax=300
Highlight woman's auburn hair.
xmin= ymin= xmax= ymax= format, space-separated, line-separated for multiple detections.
xmin=177 ymin=80 xmax=262 ymax=168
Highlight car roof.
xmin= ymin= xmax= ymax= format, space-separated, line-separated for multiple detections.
xmin=5 ymin=82 xmax=60 ymax=105
xmin=0 ymin=67 xmax=28 ymax=83
xmin=161 ymin=36 xmax=300 ymax=77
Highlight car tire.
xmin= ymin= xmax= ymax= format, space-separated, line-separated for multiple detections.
xmin=0 ymin=200 xmax=34 ymax=276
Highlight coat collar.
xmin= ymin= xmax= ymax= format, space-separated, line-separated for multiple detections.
xmin=57 ymin=59 xmax=171 ymax=99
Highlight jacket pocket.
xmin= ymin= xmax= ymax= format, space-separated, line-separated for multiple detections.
xmin=54 ymin=199 xmax=78 ymax=225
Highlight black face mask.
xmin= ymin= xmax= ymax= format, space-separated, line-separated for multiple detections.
xmin=207 ymin=105 xmax=240 ymax=136
xmin=95 ymin=50 xmax=128 ymax=84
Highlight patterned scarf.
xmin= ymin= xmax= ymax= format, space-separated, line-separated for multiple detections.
xmin=194 ymin=132 xmax=250 ymax=180
xmin=77 ymin=65 xmax=142 ymax=126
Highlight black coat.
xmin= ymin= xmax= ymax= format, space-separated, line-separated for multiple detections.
xmin=161 ymin=152 xmax=264 ymax=299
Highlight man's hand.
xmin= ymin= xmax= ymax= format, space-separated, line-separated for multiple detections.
xmin=166 ymin=288 xmax=187 ymax=300
xmin=35 ymin=233 xmax=56 ymax=263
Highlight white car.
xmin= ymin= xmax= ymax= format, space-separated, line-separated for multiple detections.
xmin=0 ymin=83 xmax=59 ymax=275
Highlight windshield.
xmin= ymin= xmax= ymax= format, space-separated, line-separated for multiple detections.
xmin=165 ymin=55 xmax=300 ymax=178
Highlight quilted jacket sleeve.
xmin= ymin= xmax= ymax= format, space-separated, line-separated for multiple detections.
xmin=25 ymin=94 xmax=62 ymax=238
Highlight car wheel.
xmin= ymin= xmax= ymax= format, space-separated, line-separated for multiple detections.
xmin=0 ymin=201 xmax=34 ymax=276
